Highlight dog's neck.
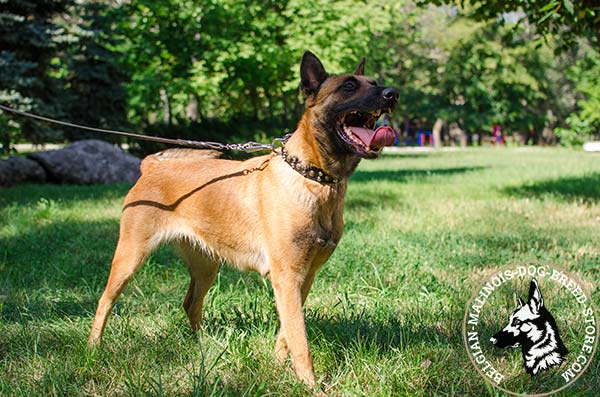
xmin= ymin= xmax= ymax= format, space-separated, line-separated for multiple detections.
xmin=522 ymin=321 xmax=567 ymax=375
xmin=284 ymin=110 xmax=361 ymax=181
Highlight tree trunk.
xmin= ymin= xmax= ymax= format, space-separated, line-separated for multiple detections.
xmin=1 ymin=127 xmax=10 ymax=155
xmin=160 ymin=87 xmax=172 ymax=126
xmin=186 ymin=94 xmax=199 ymax=122
xmin=432 ymin=118 xmax=443 ymax=149
xmin=282 ymin=93 xmax=289 ymax=125
xmin=249 ymin=86 xmax=259 ymax=122
xmin=263 ymin=90 xmax=272 ymax=120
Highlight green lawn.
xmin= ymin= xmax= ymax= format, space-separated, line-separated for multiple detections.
xmin=1 ymin=148 xmax=599 ymax=396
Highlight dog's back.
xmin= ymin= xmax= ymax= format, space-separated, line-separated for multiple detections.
xmin=140 ymin=148 xmax=222 ymax=174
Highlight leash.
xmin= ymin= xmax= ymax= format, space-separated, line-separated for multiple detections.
xmin=0 ymin=103 xmax=339 ymax=185
xmin=0 ymin=103 xmax=290 ymax=153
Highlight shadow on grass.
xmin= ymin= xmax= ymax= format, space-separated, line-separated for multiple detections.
xmin=307 ymin=308 xmax=462 ymax=357
xmin=345 ymin=190 xmax=406 ymax=210
xmin=503 ymin=173 xmax=600 ymax=203
xmin=0 ymin=213 xmax=271 ymax=324
xmin=350 ymin=166 xmax=486 ymax=183
xmin=380 ymin=152 xmax=433 ymax=159
xmin=0 ymin=183 xmax=131 ymax=209
xmin=0 ymin=218 xmax=119 ymax=321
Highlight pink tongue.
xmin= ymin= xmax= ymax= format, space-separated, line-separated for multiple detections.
xmin=350 ymin=125 xmax=396 ymax=150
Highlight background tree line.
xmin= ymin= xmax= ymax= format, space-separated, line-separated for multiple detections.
xmin=1 ymin=0 xmax=598 ymax=154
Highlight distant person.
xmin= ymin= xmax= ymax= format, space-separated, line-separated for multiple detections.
xmin=492 ymin=124 xmax=504 ymax=146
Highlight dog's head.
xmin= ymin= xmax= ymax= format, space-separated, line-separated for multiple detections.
xmin=300 ymin=51 xmax=398 ymax=159
xmin=490 ymin=278 xmax=547 ymax=349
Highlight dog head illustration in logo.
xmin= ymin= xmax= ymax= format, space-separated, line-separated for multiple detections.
xmin=490 ymin=278 xmax=568 ymax=375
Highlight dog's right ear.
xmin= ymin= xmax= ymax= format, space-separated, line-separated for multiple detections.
xmin=528 ymin=278 xmax=544 ymax=314
xmin=354 ymin=57 xmax=366 ymax=75
xmin=300 ymin=51 xmax=328 ymax=97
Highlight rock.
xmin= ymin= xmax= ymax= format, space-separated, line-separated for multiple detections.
xmin=0 ymin=156 xmax=47 ymax=187
xmin=28 ymin=140 xmax=141 ymax=184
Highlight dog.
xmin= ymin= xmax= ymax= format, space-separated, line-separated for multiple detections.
xmin=88 ymin=51 xmax=398 ymax=387
xmin=490 ymin=278 xmax=568 ymax=375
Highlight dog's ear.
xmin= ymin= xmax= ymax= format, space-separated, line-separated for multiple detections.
xmin=354 ymin=57 xmax=366 ymax=75
xmin=528 ymin=278 xmax=544 ymax=314
xmin=516 ymin=293 xmax=525 ymax=307
xmin=300 ymin=51 xmax=328 ymax=97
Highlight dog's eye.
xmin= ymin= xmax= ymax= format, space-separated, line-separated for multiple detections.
xmin=343 ymin=80 xmax=357 ymax=91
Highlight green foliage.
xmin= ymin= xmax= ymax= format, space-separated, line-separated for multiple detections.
xmin=420 ymin=0 xmax=600 ymax=51
xmin=0 ymin=0 xmax=598 ymax=150
xmin=437 ymin=21 xmax=550 ymax=133
xmin=568 ymin=51 xmax=600 ymax=130
xmin=60 ymin=1 xmax=129 ymax=142
xmin=554 ymin=50 xmax=600 ymax=146
xmin=0 ymin=0 xmax=70 ymax=152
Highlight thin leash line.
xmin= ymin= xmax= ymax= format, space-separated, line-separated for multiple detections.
xmin=0 ymin=103 xmax=287 ymax=152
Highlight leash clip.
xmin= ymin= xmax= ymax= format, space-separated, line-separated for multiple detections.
xmin=235 ymin=141 xmax=273 ymax=153
xmin=271 ymin=133 xmax=293 ymax=154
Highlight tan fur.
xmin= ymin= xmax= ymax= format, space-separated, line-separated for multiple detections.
xmin=89 ymin=120 xmax=344 ymax=386
xmin=89 ymin=52 xmax=397 ymax=388
xmin=140 ymin=149 xmax=222 ymax=174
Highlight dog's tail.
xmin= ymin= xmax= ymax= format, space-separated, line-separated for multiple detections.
xmin=140 ymin=149 xmax=223 ymax=174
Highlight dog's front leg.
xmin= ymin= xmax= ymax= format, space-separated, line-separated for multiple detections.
xmin=275 ymin=271 xmax=316 ymax=363
xmin=271 ymin=269 xmax=315 ymax=387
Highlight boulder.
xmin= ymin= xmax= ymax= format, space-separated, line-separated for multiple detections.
xmin=28 ymin=140 xmax=141 ymax=184
xmin=0 ymin=156 xmax=47 ymax=187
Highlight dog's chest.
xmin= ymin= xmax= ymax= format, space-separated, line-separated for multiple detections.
xmin=291 ymin=195 xmax=344 ymax=263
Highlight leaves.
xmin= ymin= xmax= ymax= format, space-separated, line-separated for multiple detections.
xmin=0 ymin=0 xmax=598 ymax=152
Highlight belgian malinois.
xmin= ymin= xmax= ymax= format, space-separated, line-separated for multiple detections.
xmin=89 ymin=51 xmax=398 ymax=387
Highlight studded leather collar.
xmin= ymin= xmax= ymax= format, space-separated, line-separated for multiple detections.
xmin=280 ymin=147 xmax=338 ymax=185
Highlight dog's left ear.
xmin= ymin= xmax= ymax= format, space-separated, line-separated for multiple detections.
xmin=516 ymin=293 xmax=525 ymax=307
xmin=300 ymin=51 xmax=328 ymax=97
xmin=354 ymin=57 xmax=366 ymax=75
xmin=528 ymin=278 xmax=544 ymax=314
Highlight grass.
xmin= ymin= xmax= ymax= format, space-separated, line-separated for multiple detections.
xmin=1 ymin=147 xmax=599 ymax=396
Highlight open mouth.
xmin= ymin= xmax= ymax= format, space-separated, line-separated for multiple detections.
xmin=336 ymin=108 xmax=396 ymax=156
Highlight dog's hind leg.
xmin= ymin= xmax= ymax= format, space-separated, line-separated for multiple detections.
xmin=88 ymin=230 xmax=152 ymax=346
xmin=178 ymin=243 xmax=219 ymax=331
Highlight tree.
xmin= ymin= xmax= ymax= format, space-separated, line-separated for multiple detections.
xmin=0 ymin=0 xmax=70 ymax=153
xmin=438 ymin=21 xmax=551 ymax=136
xmin=555 ymin=49 xmax=600 ymax=145
xmin=419 ymin=0 xmax=600 ymax=51
xmin=60 ymin=1 xmax=129 ymax=142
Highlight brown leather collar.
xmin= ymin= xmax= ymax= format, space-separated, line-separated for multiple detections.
xmin=280 ymin=147 xmax=338 ymax=185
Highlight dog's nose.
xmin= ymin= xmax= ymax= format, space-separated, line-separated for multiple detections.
xmin=382 ymin=87 xmax=399 ymax=101
xmin=490 ymin=337 xmax=497 ymax=345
